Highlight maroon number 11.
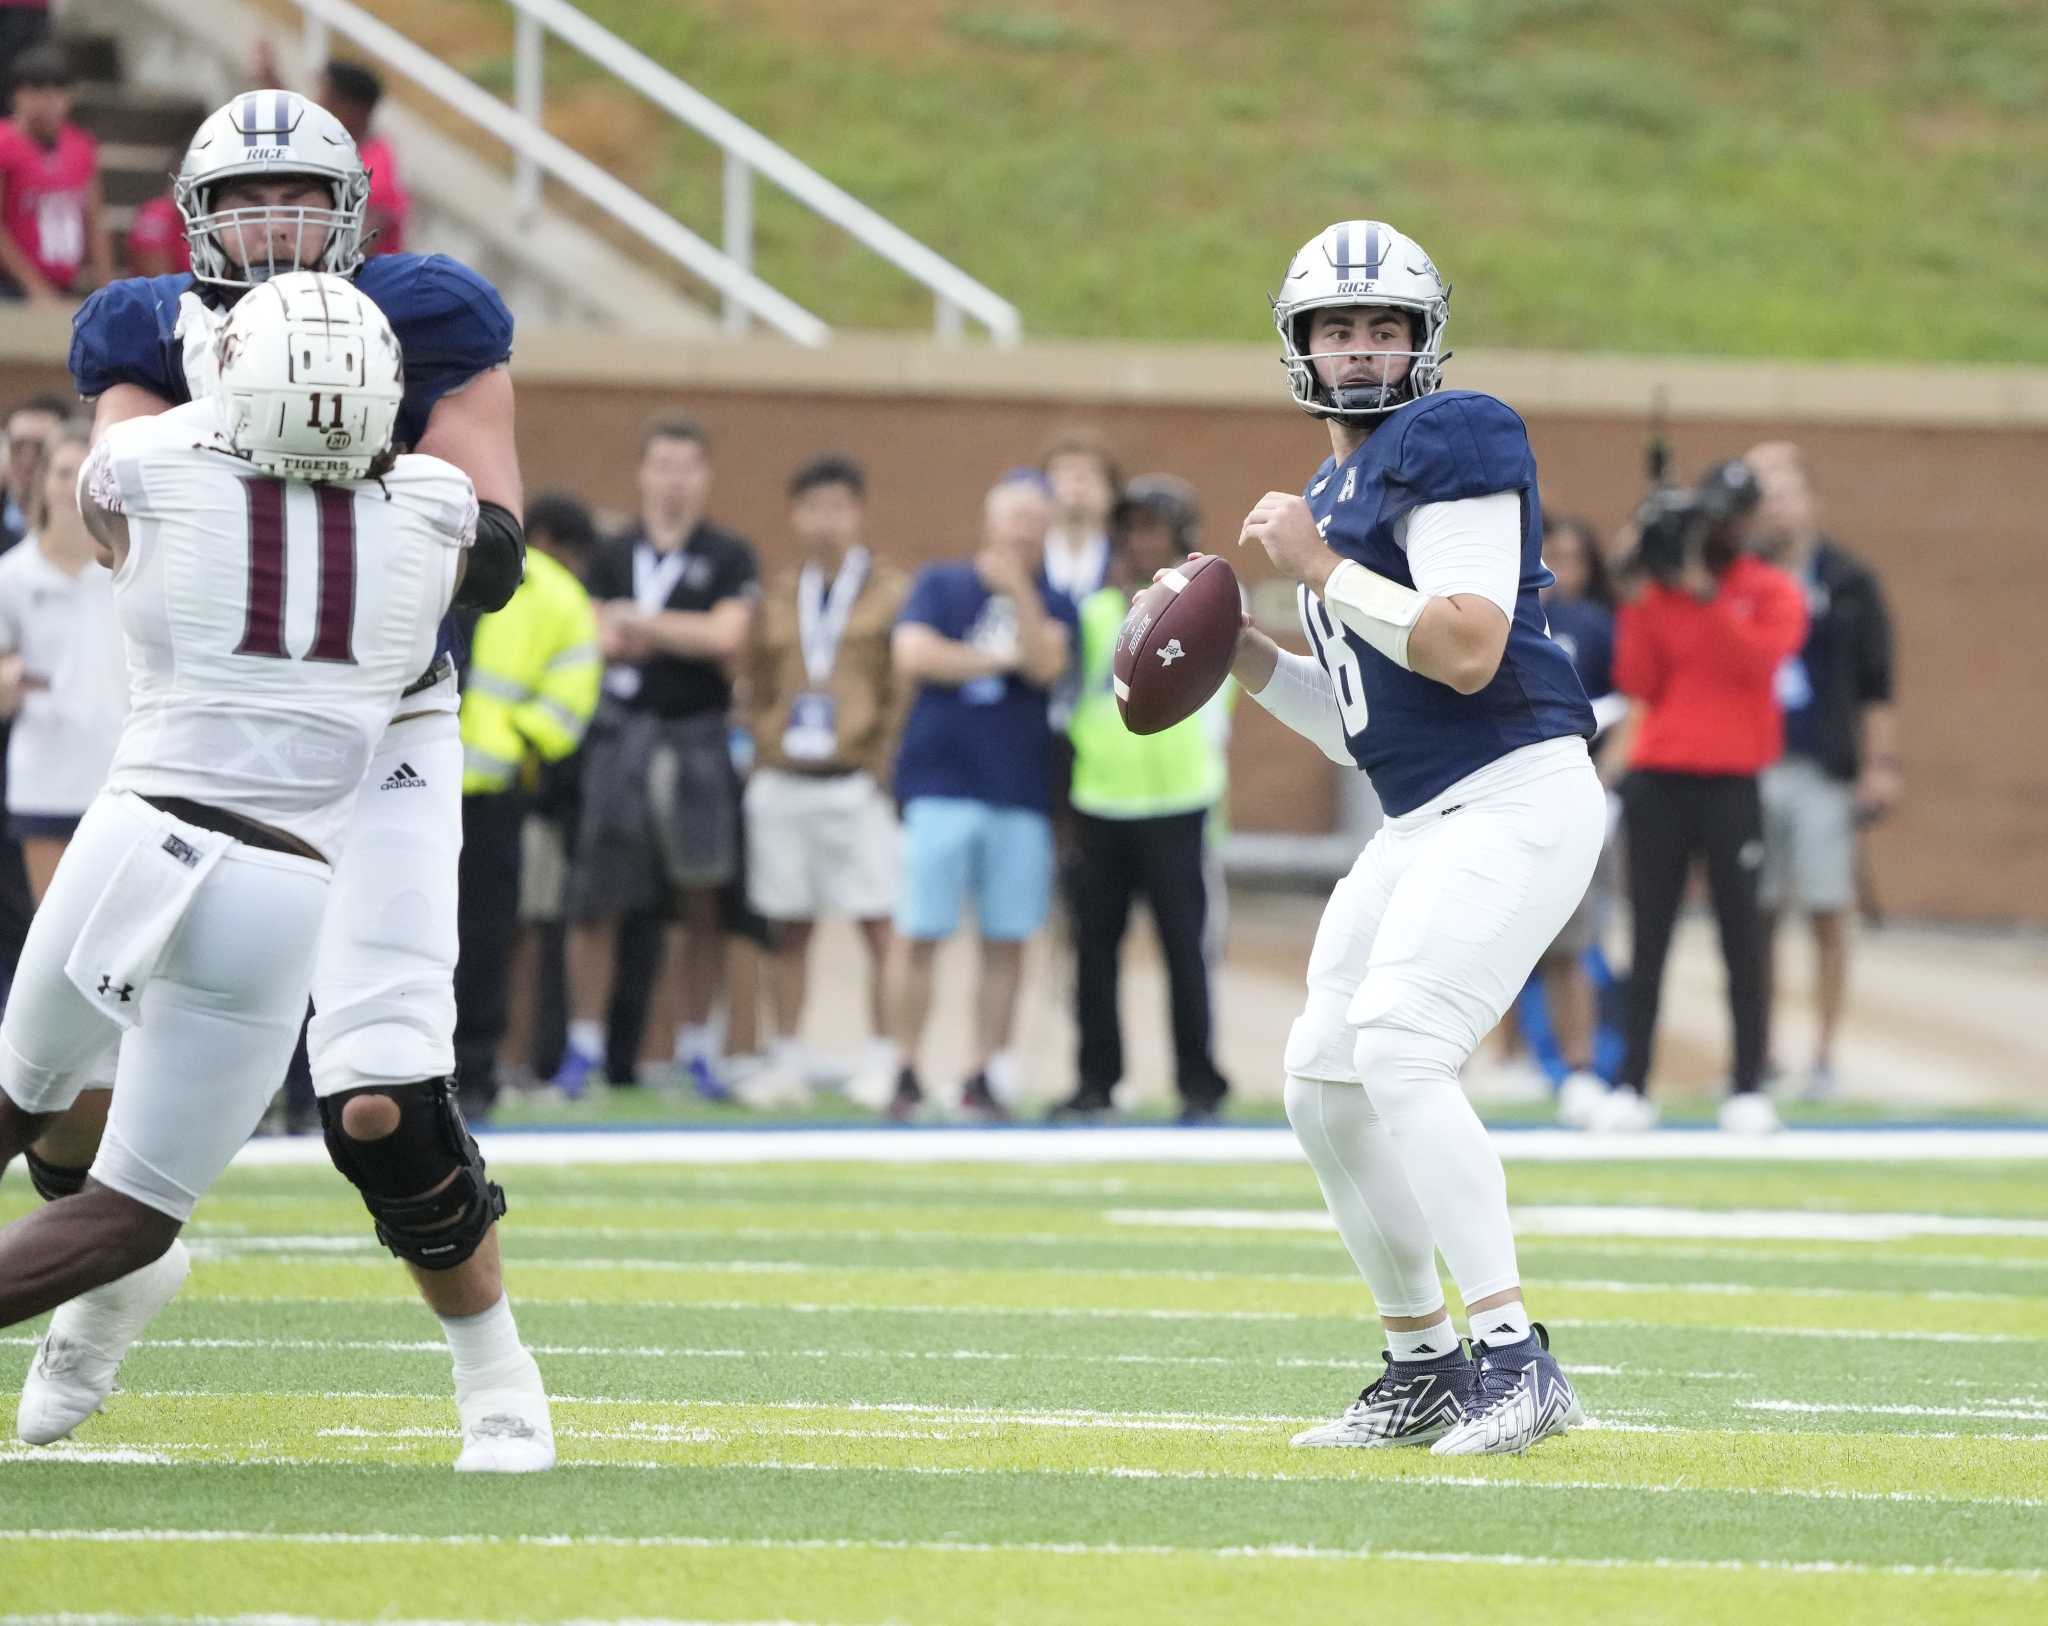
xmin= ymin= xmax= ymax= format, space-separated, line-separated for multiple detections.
xmin=235 ymin=477 xmax=358 ymax=664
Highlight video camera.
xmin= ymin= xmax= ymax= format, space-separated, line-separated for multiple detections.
xmin=1631 ymin=453 xmax=1762 ymax=588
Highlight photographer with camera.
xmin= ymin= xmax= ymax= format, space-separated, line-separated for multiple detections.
xmin=1598 ymin=460 xmax=1807 ymax=1135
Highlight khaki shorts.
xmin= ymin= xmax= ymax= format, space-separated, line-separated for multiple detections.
xmin=1760 ymin=756 xmax=1855 ymax=913
xmin=744 ymin=768 xmax=898 ymax=923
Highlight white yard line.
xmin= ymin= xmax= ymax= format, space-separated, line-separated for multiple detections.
xmin=221 ymin=1126 xmax=2048 ymax=1168
xmin=1 ymin=1528 xmax=2040 ymax=1583
xmin=1108 ymin=1204 xmax=2048 ymax=1242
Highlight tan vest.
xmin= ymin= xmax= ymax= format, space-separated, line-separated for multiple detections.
xmin=747 ymin=555 xmax=911 ymax=780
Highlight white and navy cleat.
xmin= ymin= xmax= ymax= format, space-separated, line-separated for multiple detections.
xmin=1430 ymin=1321 xmax=1582 ymax=1456
xmin=1291 ymin=1344 xmax=1474 ymax=1448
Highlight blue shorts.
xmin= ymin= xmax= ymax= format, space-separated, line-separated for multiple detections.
xmin=896 ymin=797 xmax=1053 ymax=943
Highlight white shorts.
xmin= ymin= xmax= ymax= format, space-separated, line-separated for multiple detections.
xmin=744 ymin=768 xmax=899 ymax=923
xmin=1759 ymin=756 xmax=1856 ymax=913
xmin=0 ymin=791 xmax=329 ymax=1221
xmin=1284 ymin=739 xmax=1605 ymax=1082
xmin=307 ymin=698 xmax=463 ymax=1097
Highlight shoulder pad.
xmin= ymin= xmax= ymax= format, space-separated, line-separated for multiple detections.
xmin=1383 ymin=391 xmax=1535 ymax=512
xmin=360 ymin=254 xmax=514 ymax=373
xmin=70 ymin=276 xmax=191 ymax=402
xmin=385 ymin=453 xmax=481 ymax=546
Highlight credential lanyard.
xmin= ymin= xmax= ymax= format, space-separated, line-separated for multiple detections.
xmin=796 ymin=546 xmax=869 ymax=687
xmin=633 ymin=541 xmax=690 ymax=615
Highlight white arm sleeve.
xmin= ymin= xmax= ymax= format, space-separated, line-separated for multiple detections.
xmin=1396 ymin=490 xmax=1523 ymax=618
xmin=1247 ymin=648 xmax=1353 ymax=767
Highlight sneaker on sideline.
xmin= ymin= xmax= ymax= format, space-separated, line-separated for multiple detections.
xmin=1587 ymin=1086 xmax=1659 ymax=1135
xmin=1719 ymin=1091 xmax=1783 ymax=1136
xmin=1556 ymin=1069 xmax=1611 ymax=1129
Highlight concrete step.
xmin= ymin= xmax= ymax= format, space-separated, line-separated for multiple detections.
xmin=69 ymin=82 xmax=206 ymax=149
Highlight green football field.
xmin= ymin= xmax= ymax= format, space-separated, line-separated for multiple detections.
xmin=3 ymin=1134 xmax=2045 ymax=1625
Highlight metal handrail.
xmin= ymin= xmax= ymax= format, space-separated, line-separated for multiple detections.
xmin=296 ymin=0 xmax=1022 ymax=346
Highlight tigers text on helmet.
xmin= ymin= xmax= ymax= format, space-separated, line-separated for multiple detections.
xmin=1273 ymin=221 xmax=1452 ymax=421
xmin=174 ymin=91 xmax=370 ymax=288
xmin=215 ymin=272 xmax=403 ymax=483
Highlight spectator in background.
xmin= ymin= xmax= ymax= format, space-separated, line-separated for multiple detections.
xmin=863 ymin=472 xmax=1073 ymax=1121
xmin=0 ymin=390 xmax=61 ymax=992
xmin=453 ymin=493 xmax=603 ymax=1122
xmin=1746 ymin=441 xmax=1900 ymax=1100
xmin=1605 ymin=463 xmax=1807 ymax=1136
xmin=1539 ymin=514 xmax=1627 ymax=1125
xmin=0 ymin=3 xmax=51 ymax=91
xmin=0 ymin=419 xmax=123 ymax=898
xmin=0 ymin=45 xmax=110 ymax=301
xmin=319 ymin=60 xmax=410 ymax=257
xmin=1039 ymin=427 xmax=1119 ymax=616
xmin=124 ymin=188 xmax=189 ymax=277
xmin=1 ymin=391 xmax=64 ymax=547
xmin=500 ymin=498 xmax=602 ymax=1093
xmin=561 ymin=419 xmax=757 ymax=1099
xmin=741 ymin=455 xmax=909 ymax=1107
xmin=1054 ymin=475 xmax=1233 ymax=1124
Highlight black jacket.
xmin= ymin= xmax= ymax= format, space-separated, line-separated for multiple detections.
xmin=1793 ymin=540 xmax=1894 ymax=781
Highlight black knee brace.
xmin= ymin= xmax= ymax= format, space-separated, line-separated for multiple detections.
xmin=318 ymin=1078 xmax=506 ymax=1270
xmin=25 ymin=1149 xmax=89 ymax=1202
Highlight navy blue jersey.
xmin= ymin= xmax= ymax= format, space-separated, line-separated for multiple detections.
xmin=70 ymin=254 xmax=514 ymax=673
xmin=1295 ymin=390 xmax=1593 ymax=816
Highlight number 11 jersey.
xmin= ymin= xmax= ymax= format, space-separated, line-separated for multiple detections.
xmin=82 ymin=399 xmax=472 ymax=861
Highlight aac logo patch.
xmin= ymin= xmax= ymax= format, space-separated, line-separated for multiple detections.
xmin=1156 ymin=638 xmax=1185 ymax=667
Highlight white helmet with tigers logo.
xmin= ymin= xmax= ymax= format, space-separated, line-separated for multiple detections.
xmin=213 ymin=272 xmax=403 ymax=483
xmin=174 ymin=90 xmax=370 ymax=287
xmin=1273 ymin=220 xmax=1452 ymax=420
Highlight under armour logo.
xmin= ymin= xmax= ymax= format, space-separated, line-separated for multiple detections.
xmin=1157 ymin=639 xmax=1185 ymax=667
xmin=97 ymin=976 xmax=135 ymax=1003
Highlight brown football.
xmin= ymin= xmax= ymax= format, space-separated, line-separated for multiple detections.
xmin=1112 ymin=553 xmax=1241 ymax=736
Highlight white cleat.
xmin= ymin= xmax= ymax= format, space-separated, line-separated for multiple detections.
xmin=1555 ymin=1070 xmax=1611 ymax=1129
xmin=1718 ymin=1091 xmax=1783 ymax=1136
xmin=455 ymin=1371 xmax=555 ymax=1473
xmin=17 ymin=1240 xmax=192 ymax=1445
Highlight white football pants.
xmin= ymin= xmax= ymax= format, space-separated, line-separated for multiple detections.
xmin=0 ymin=790 xmax=329 ymax=1220
xmin=1283 ymin=739 xmax=1604 ymax=1317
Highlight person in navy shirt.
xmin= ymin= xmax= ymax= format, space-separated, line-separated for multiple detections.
xmin=860 ymin=472 xmax=1073 ymax=1123
xmin=17 ymin=89 xmax=550 ymax=1473
xmin=1223 ymin=220 xmax=1602 ymax=1459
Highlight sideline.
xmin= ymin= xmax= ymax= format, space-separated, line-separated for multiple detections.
xmin=227 ymin=1125 xmax=2048 ymax=1168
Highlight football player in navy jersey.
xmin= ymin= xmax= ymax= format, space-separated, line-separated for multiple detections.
xmin=1221 ymin=221 xmax=1603 ymax=1455
xmin=14 ymin=91 xmax=552 ymax=1471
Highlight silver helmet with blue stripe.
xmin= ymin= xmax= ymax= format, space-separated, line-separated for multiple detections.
xmin=1273 ymin=220 xmax=1452 ymax=420
xmin=174 ymin=90 xmax=370 ymax=288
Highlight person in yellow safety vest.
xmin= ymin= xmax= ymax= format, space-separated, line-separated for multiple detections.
xmin=455 ymin=494 xmax=603 ymax=1119
xmin=1051 ymin=475 xmax=1236 ymax=1125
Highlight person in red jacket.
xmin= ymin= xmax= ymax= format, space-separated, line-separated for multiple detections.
xmin=1601 ymin=461 xmax=1806 ymax=1136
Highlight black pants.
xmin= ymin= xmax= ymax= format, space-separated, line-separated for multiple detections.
xmin=454 ymin=791 xmax=528 ymax=1110
xmin=1619 ymin=770 xmax=1767 ymax=1095
xmin=1072 ymin=809 xmax=1228 ymax=1108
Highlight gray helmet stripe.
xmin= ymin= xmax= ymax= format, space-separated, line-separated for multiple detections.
xmin=275 ymin=89 xmax=293 ymax=135
xmin=239 ymin=92 xmax=260 ymax=146
xmin=1362 ymin=222 xmax=1383 ymax=277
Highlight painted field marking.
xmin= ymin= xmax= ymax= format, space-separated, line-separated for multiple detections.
xmin=1107 ymin=1205 xmax=2048 ymax=1242
xmin=3 ymin=1528 xmax=2042 ymax=1583
xmin=220 ymin=1126 xmax=2048 ymax=1168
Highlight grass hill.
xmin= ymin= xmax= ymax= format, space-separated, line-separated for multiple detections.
xmin=335 ymin=0 xmax=2047 ymax=361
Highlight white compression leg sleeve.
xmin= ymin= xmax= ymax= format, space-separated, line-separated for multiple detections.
xmin=1352 ymin=1025 xmax=1522 ymax=1306
xmin=1283 ymin=1075 xmax=1445 ymax=1318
